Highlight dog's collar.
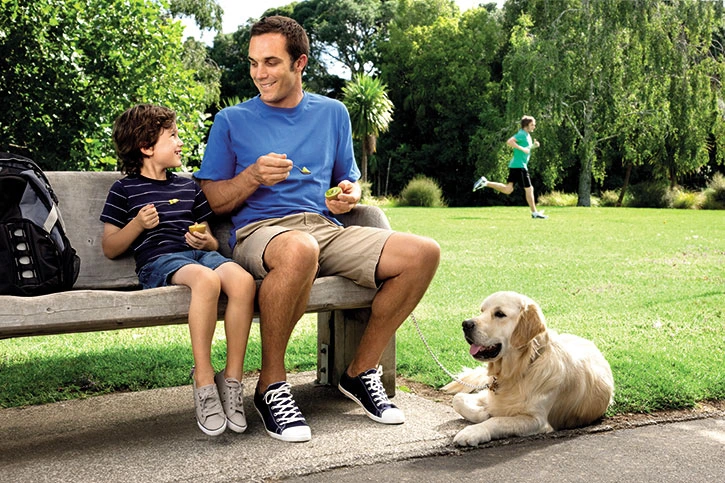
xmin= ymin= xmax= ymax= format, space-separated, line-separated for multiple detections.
xmin=489 ymin=376 xmax=498 ymax=393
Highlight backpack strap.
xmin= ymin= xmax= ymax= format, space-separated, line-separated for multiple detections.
xmin=44 ymin=203 xmax=60 ymax=234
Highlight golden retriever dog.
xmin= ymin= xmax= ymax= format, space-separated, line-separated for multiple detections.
xmin=443 ymin=291 xmax=614 ymax=447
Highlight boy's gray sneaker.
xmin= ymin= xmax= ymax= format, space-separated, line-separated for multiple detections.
xmin=215 ymin=371 xmax=247 ymax=433
xmin=531 ymin=211 xmax=548 ymax=219
xmin=193 ymin=379 xmax=227 ymax=436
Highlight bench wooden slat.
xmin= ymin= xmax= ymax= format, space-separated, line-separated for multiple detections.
xmin=0 ymin=277 xmax=377 ymax=338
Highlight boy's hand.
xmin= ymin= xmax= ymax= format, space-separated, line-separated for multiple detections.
xmin=185 ymin=223 xmax=217 ymax=250
xmin=135 ymin=204 xmax=159 ymax=229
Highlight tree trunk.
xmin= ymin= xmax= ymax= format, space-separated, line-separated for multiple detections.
xmin=618 ymin=162 xmax=632 ymax=207
xmin=361 ymin=149 xmax=368 ymax=183
xmin=578 ymin=157 xmax=592 ymax=207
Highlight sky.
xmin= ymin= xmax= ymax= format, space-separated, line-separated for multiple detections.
xmin=182 ymin=0 xmax=492 ymax=43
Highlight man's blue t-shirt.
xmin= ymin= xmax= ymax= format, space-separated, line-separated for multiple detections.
xmin=194 ymin=93 xmax=360 ymax=248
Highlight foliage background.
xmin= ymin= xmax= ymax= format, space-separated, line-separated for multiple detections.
xmin=2 ymin=0 xmax=724 ymax=205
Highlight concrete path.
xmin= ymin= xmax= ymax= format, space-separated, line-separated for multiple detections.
xmin=1 ymin=371 xmax=722 ymax=482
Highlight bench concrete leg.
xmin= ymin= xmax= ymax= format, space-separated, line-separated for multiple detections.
xmin=317 ymin=308 xmax=396 ymax=397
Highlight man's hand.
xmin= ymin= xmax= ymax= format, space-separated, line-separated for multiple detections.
xmin=326 ymin=180 xmax=361 ymax=214
xmin=248 ymin=152 xmax=293 ymax=186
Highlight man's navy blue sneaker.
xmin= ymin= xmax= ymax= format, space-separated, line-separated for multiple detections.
xmin=254 ymin=381 xmax=311 ymax=442
xmin=338 ymin=366 xmax=405 ymax=424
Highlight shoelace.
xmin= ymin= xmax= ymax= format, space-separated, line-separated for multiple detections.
xmin=265 ymin=382 xmax=305 ymax=425
xmin=197 ymin=385 xmax=223 ymax=419
xmin=225 ymin=379 xmax=244 ymax=413
xmin=360 ymin=366 xmax=390 ymax=407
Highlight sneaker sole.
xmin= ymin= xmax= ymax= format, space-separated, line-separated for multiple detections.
xmin=338 ymin=384 xmax=405 ymax=425
xmin=197 ymin=420 xmax=226 ymax=436
xmin=254 ymin=406 xmax=311 ymax=442
xmin=226 ymin=418 xmax=247 ymax=433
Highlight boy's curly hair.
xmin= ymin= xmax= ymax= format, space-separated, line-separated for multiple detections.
xmin=112 ymin=104 xmax=176 ymax=175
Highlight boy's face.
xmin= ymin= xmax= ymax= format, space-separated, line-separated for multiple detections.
xmin=147 ymin=123 xmax=183 ymax=168
xmin=248 ymin=32 xmax=306 ymax=108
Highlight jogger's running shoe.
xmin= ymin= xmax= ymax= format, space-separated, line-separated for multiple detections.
xmin=215 ymin=371 xmax=247 ymax=433
xmin=338 ymin=366 xmax=405 ymax=425
xmin=472 ymin=176 xmax=488 ymax=192
xmin=254 ymin=381 xmax=311 ymax=442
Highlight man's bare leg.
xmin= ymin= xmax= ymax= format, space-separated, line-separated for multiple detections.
xmin=345 ymin=232 xmax=440 ymax=376
xmin=256 ymin=231 xmax=319 ymax=391
xmin=486 ymin=181 xmax=514 ymax=195
xmin=524 ymin=186 xmax=538 ymax=213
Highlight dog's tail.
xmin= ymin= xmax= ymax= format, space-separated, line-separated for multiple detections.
xmin=441 ymin=366 xmax=490 ymax=394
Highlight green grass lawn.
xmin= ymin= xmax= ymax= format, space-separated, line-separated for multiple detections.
xmin=1 ymin=206 xmax=723 ymax=414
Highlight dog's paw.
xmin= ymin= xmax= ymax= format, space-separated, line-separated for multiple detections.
xmin=453 ymin=425 xmax=492 ymax=447
xmin=452 ymin=393 xmax=490 ymax=423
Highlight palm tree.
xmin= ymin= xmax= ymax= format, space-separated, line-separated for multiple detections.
xmin=342 ymin=74 xmax=394 ymax=183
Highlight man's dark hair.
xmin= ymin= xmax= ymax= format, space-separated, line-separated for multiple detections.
xmin=251 ymin=15 xmax=310 ymax=68
xmin=112 ymin=104 xmax=176 ymax=175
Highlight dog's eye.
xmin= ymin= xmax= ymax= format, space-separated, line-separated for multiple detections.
xmin=494 ymin=310 xmax=506 ymax=318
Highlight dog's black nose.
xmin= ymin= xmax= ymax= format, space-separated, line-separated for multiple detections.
xmin=462 ymin=319 xmax=475 ymax=331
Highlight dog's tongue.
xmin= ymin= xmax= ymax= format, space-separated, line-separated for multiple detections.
xmin=469 ymin=344 xmax=482 ymax=356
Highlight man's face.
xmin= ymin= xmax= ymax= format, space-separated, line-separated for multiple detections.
xmin=248 ymin=32 xmax=306 ymax=108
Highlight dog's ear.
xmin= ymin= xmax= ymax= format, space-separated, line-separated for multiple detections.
xmin=511 ymin=299 xmax=546 ymax=349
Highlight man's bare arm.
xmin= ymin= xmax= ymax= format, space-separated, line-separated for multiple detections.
xmin=199 ymin=153 xmax=293 ymax=214
xmin=200 ymin=171 xmax=260 ymax=215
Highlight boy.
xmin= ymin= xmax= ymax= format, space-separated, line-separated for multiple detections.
xmin=100 ymin=104 xmax=256 ymax=436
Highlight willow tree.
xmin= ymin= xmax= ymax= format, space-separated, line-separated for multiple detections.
xmin=503 ymin=0 xmax=725 ymax=205
xmin=342 ymin=74 xmax=394 ymax=184
xmin=503 ymin=0 xmax=629 ymax=206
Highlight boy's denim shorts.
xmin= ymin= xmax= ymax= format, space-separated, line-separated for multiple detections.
xmin=137 ymin=250 xmax=232 ymax=289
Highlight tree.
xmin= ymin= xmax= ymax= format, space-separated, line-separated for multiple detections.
xmin=342 ymin=74 xmax=394 ymax=183
xmin=0 ymin=0 xmax=211 ymax=170
xmin=378 ymin=2 xmax=506 ymax=204
xmin=301 ymin=0 xmax=396 ymax=78
xmin=169 ymin=0 xmax=222 ymax=31
xmin=502 ymin=0 xmax=725 ymax=205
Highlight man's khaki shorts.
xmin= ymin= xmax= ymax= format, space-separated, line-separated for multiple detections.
xmin=233 ymin=213 xmax=393 ymax=289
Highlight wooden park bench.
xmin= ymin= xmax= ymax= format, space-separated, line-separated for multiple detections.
xmin=0 ymin=171 xmax=396 ymax=394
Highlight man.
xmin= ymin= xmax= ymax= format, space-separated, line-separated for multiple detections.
xmin=194 ymin=16 xmax=440 ymax=443
xmin=473 ymin=115 xmax=548 ymax=219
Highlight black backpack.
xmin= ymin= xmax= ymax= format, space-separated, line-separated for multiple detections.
xmin=0 ymin=153 xmax=81 ymax=296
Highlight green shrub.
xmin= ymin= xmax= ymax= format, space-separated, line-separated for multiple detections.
xmin=538 ymin=191 xmax=578 ymax=207
xmin=599 ymin=190 xmax=621 ymax=207
xmin=702 ymin=172 xmax=725 ymax=210
xmin=398 ymin=175 xmax=446 ymax=207
xmin=664 ymin=187 xmax=700 ymax=209
xmin=358 ymin=180 xmax=373 ymax=202
xmin=628 ymin=181 xmax=669 ymax=208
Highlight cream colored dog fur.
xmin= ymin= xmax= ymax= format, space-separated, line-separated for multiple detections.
xmin=443 ymin=291 xmax=614 ymax=447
